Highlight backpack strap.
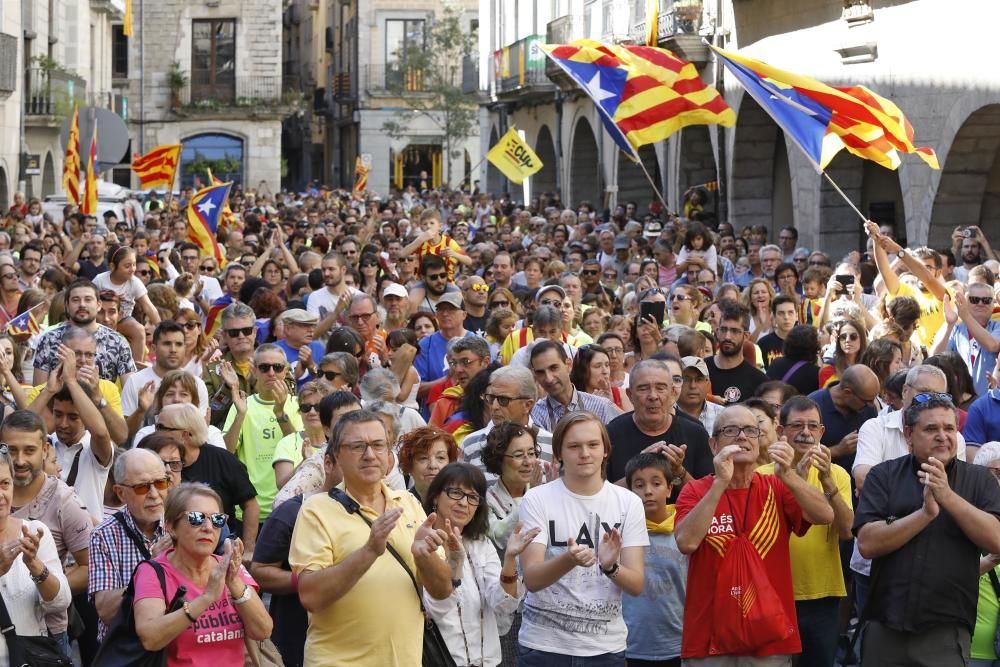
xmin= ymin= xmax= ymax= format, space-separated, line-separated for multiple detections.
xmin=113 ymin=511 xmax=153 ymax=561
xmin=989 ymin=569 xmax=1000 ymax=601
xmin=781 ymin=360 xmax=808 ymax=384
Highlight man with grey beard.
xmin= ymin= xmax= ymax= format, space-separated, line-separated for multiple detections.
xmin=760 ymin=395 xmax=855 ymax=667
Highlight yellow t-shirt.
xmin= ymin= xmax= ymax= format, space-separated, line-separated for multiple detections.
xmin=288 ymin=484 xmax=428 ymax=667
xmin=757 ymin=461 xmax=851 ymax=600
xmin=890 ymin=281 xmax=943 ymax=349
xmin=420 ymin=234 xmax=465 ymax=282
xmin=27 ymin=380 xmax=124 ymax=416
xmin=499 ymin=327 xmax=534 ymax=365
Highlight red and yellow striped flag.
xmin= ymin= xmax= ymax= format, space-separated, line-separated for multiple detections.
xmin=131 ymin=144 xmax=181 ymax=189
xmin=81 ymin=123 xmax=98 ymax=215
xmin=62 ymin=105 xmax=81 ymax=207
xmin=353 ymin=156 xmax=369 ymax=195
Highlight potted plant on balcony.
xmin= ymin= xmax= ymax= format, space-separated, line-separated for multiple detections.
xmin=167 ymin=62 xmax=187 ymax=110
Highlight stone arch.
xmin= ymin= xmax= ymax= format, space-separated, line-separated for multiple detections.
xmin=41 ymin=152 xmax=56 ymax=197
xmin=485 ymin=126 xmax=501 ymax=196
xmin=533 ymin=125 xmax=557 ymax=196
xmin=729 ymin=95 xmax=791 ymax=236
xmin=569 ymin=116 xmax=600 ymax=207
xmin=929 ymin=104 xmax=1000 ymax=247
xmin=616 ymin=144 xmax=659 ymax=212
xmin=678 ymin=125 xmax=715 ymax=212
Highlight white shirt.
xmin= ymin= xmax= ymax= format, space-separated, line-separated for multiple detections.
xmin=0 ymin=519 xmax=71 ymax=665
xmin=517 ymin=479 xmax=648 ymax=656
xmin=48 ymin=432 xmax=112 ymax=522
xmin=424 ymin=537 xmax=524 ymax=667
xmin=120 ymin=366 xmax=210 ymax=418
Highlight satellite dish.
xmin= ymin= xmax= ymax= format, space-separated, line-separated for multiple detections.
xmin=59 ymin=107 xmax=131 ymax=172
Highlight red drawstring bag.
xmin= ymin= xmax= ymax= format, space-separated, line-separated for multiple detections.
xmin=708 ymin=481 xmax=794 ymax=655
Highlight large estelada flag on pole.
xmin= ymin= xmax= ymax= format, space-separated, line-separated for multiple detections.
xmin=187 ymin=182 xmax=231 ymax=267
xmin=131 ymin=144 xmax=182 ymax=189
xmin=542 ymin=39 xmax=734 ymax=160
xmin=206 ymin=167 xmax=236 ymax=231
xmin=81 ymin=123 xmax=98 ymax=215
xmin=486 ymin=128 xmax=543 ymax=185
xmin=62 ymin=105 xmax=80 ymax=206
xmin=711 ymin=46 xmax=938 ymax=171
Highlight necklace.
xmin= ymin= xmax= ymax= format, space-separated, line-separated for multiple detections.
xmin=454 ymin=547 xmax=485 ymax=667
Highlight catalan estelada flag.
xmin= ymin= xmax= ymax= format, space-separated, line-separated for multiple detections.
xmin=204 ymin=294 xmax=233 ymax=337
xmin=486 ymin=128 xmax=543 ymax=185
xmin=711 ymin=46 xmax=938 ymax=171
xmin=62 ymin=105 xmax=80 ymax=207
xmin=187 ymin=182 xmax=231 ymax=267
xmin=6 ymin=310 xmax=41 ymax=336
xmin=131 ymin=144 xmax=181 ymax=189
xmin=81 ymin=123 xmax=98 ymax=215
xmin=206 ymin=167 xmax=235 ymax=231
xmin=353 ymin=157 xmax=368 ymax=195
xmin=541 ymin=39 xmax=735 ymax=159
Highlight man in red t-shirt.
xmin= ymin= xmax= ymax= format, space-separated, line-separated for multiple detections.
xmin=675 ymin=405 xmax=835 ymax=664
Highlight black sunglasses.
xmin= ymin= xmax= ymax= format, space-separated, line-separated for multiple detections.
xmin=225 ymin=327 xmax=255 ymax=338
xmin=320 ymin=370 xmax=340 ymax=381
xmin=256 ymin=363 xmax=286 ymax=373
xmin=181 ymin=322 xmax=200 ymax=331
xmin=186 ymin=511 xmax=228 ymax=528
xmin=300 ymin=402 xmax=320 ymax=413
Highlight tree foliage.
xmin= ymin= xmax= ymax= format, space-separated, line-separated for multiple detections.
xmin=381 ymin=3 xmax=478 ymax=185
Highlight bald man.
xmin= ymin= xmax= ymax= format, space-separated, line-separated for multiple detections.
xmin=808 ymin=365 xmax=881 ymax=471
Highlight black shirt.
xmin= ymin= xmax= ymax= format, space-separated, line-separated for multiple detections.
xmin=767 ymin=358 xmax=820 ymax=396
xmin=77 ymin=260 xmax=108 ymax=281
xmin=464 ymin=312 xmax=488 ymax=337
xmin=606 ymin=411 xmax=713 ymax=486
xmin=181 ymin=445 xmax=257 ymax=531
xmin=756 ymin=332 xmax=786 ymax=371
xmin=706 ymin=356 xmax=768 ymax=404
xmin=253 ymin=494 xmax=307 ymax=667
xmin=853 ymin=455 xmax=1000 ymax=633
xmin=809 ymin=388 xmax=877 ymax=471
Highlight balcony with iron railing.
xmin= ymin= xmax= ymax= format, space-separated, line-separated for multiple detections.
xmin=364 ymin=64 xmax=431 ymax=95
xmin=494 ymin=35 xmax=555 ymax=100
xmin=175 ymin=74 xmax=303 ymax=116
xmin=24 ymin=67 xmax=86 ymax=119
xmin=629 ymin=0 xmax=709 ymax=65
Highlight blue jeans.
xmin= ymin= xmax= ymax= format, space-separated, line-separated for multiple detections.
xmin=49 ymin=630 xmax=71 ymax=659
xmin=796 ymin=597 xmax=840 ymax=667
xmin=518 ymin=645 xmax=626 ymax=667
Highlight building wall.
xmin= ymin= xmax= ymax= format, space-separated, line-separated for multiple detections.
xmin=0 ymin=3 xmax=23 ymax=209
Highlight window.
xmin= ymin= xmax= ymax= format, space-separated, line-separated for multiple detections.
xmin=180 ymin=134 xmax=244 ymax=189
xmin=191 ymin=19 xmax=236 ymax=101
xmin=112 ymin=25 xmax=128 ymax=79
xmin=385 ymin=19 xmax=424 ymax=89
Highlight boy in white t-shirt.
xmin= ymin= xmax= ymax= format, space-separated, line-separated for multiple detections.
xmin=517 ymin=411 xmax=648 ymax=665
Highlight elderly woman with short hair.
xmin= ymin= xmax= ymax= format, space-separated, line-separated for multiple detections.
xmin=134 ymin=369 xmax=227 ymax=449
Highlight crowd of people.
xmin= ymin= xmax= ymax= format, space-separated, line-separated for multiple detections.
xmin=0 ymin=183 xmax=999 ymax=667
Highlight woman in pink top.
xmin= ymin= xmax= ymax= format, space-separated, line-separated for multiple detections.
xmin=133 ymin=483 xmax=272 ymax=665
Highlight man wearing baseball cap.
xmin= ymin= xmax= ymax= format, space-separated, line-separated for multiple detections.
xmin=498 ymin=284 xmax=568 ymax=364
xmin=380 ymin=282 xmax=410 ymax=331
xmin=677 ymin=356 xmax=725 ymax=435
xmin=413 ymin=292 xmax=474 ymax=390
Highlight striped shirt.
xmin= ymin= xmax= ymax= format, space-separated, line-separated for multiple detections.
xmin=530 ymin=389 xmax=622 ymax=432
xmin=462 ymin=419 xmax=553 ymax=485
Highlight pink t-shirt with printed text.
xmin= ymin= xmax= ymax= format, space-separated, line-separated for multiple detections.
xmin=133 ymin=551 xmax=258 ymax=666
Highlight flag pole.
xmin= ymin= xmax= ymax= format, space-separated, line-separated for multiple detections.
xmin=635 ymin=154 xmax=668 ymax=213
xmin=820 ymin=170 xmax=868 ymax=224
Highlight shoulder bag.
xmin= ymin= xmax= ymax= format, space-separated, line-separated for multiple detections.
xmin=328 ymin=488 xmax=457 ymax=667
xmin=0 ymin=578 xmax=73 ymax=667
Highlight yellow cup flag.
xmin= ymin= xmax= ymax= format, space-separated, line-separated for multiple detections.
xmin=486 ymin=128 xmax=543 ymax=185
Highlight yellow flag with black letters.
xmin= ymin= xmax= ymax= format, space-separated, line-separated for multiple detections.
xmin=486 ymin=127 xmax=543 ymax=185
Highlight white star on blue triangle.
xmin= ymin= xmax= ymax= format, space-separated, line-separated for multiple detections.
xmin=553 ymin=57 xmax=637 ymax=158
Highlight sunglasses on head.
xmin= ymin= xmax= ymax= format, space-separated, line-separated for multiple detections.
xmin=186 ymin=511 xmax=228 ymax=528
xmin=256 ymin=363 xmax=286 ymax=373
xmin=120 ymin=478 xmax=170 ymax=495
xmin=912 ymin=392 xmax=953 ymax=404
xmin=225 ymin=327 xmax=255 ymax=338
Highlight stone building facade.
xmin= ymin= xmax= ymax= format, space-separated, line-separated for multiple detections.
xmin=478 ymin=0 xmax=1000 ymax=258
xmin=127 ymin=0 xmax=291 ymax=193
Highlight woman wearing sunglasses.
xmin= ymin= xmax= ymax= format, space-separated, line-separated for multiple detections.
xmin=422 ymin=462 xmax=530 ymax=667
xmin=819 ymin=317 xmax=868 ymax=389
xmin=176 ymin=308 xmax=218 ymax=378
xmin=133 ymin=482 xmax=272 ymax=663
xmin=271 ymin=379 xmax=334 ymax=489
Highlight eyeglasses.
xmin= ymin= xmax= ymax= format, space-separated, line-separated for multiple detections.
xmin=361 ymin=262 xmax=379 ymax=269
xmin=161 ymin=459 xmax=183 ymax=472
xmin=155 ymin=424 xmax=184 ymax=433
xmin=969 ymin=296 xmax=994 ymax=306
xmin=482 ymin=392 xmax=531 ymax=407
xmin=504 ymin=447 xmax=541 ymax=461
xmin=181 ymin=255 xmax=199 ymax=262
xmin=120 ymin=478 xmax=170 ymax=495
xmin=717 ymin=326 xmax=745 ymax=338
xmin=538 ymin=299 xmax=561 ymax=308
xmin=490 ymin=299 xmax=510 ymax=307
xmin=320 ymin=370 xmax=340 ymax=381
xmin=716 ymin=425 xmax=763 ymax=439
xmin=136 ymin=269 xmax=151 ymax=276
xmin=256 ymin=363 xmax=286 ymax=373
xmin=0 ymin=273 xmax=16 ymax=280
xmin=912 ymin=392 xmax=953 ymax=404
xmin=341 ymin=440 xmax=390 ymax=455
xmin=671 ymin=294 xmax=692 ymax=302
xmin=581 ymin=269 xmax=599 ymax=276
xmin=348 ymin=311 xmax=376 ymax=321
xmin=469 ymin=284 xmax=489 ymax=293
xmin=225 ymin=327 xmax=255 ymax=338
xmin=426 ymin=272 xmax=447 ymax=281
xmin=838 ymin=332 xmax=860 ymax=342
xmin=443 ymin=487 xmax=481 ymax=506
xmin=182 ymin=322 xmax=200 ymax=331
xmin=186 ymin=511 xmax=228 ymax=528
xmin=448 ymin=357 xmax=481 ymax=368
xmin=299 ymin=402 xmax=320 ymax=413
xmin=783 ymin=421 xmax=822 ymax=431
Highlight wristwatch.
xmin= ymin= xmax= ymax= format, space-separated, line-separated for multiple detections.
xmin=600 ymin=562 xmax=620 ymax=579
xmin=275 ymin=414 xmax=290 ymax=424
xmin=30 ymin=566 xmax=50 ymax=585
xmin=95 ymin=398 xmax=108 ymax=410
xmin=896 ymin=249 xmax=907 ymax=260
